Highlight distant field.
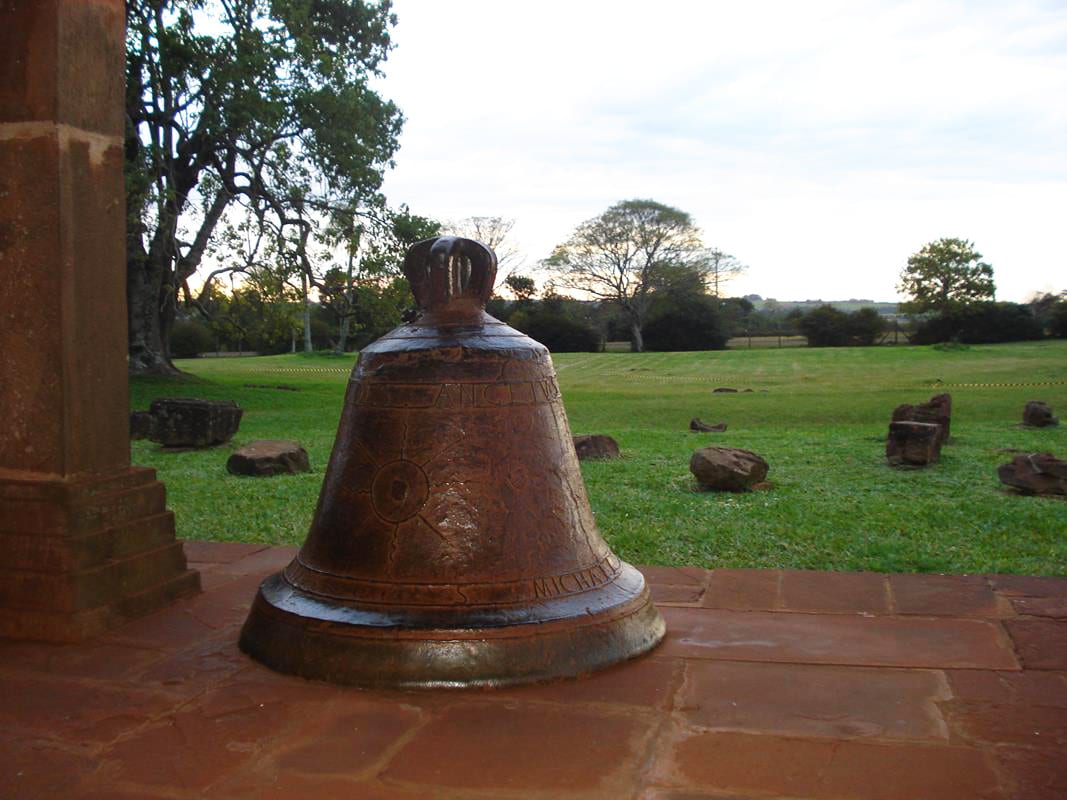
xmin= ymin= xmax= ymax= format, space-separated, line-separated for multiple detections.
xmin=131 ymin=341 xmax=1067 ymax=575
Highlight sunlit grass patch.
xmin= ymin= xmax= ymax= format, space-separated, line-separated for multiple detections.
xmin=131 ymin=341 xmax=1067 ymax=574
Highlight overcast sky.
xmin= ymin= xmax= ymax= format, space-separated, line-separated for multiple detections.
xmin=376 ymin=0 xmax=1066 ymax=302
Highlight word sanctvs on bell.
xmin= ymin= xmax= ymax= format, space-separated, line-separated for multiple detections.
xmin=239 ymin=237 xmax=665 ymax=687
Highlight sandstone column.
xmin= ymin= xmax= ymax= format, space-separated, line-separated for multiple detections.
xmin=0 ymin=0 xmax=199 ymax=640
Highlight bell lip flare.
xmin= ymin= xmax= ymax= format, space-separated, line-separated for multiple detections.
xmin=239 ymin=565 xmax=665 ymax=689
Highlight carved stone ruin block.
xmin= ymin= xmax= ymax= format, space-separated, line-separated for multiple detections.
xmin=998 ymin=453 xmax=1067 ymax=496
xmin=690 ymin=446 xmax=769 ymax=491
xmin=887 ymin=421 xmax=942 ymax=467
xmin=572 ymin=434 xmax=621 ymax=460
xmin=892 ymin=393 xmax=952 ymax=443
xmin=1023 ymin=401 xmax=1059 ymax=428
xmin=148 ymin=398 xmax=243 ymax=448
xmin=227 ymin=440 xmax=311 ymax=476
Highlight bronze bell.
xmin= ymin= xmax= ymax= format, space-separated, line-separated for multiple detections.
xmin=239 ymin=236 xmax=665 ymax=688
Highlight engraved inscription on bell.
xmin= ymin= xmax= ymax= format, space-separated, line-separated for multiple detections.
xmin=239 ymin=236 xmax=665 ymax=688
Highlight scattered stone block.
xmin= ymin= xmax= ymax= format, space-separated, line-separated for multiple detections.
xmin=892 ymin=393 xmax=952 ymax=443
xmin=690 ymin=446 xmax=769 ymax=492
xmin=690 ymin=418 xmax=727 ymax=432
xmin=998 ymin=453 xmax=1067 ymax=496
xmin=572 ymin=434 xmax=620 ymax=460
xmin=129 ymin=411 xmax=156 ymax=440
xmin=1023 ymin=401 xmax=1059 ymax=428
xmin=148 ymin=398 xmax=243 ymax=448
xmin=713 ymin=387 xmax=738 ymax=393
xmin=227 ymin=440 xmax=310 ymax=476
xmin=886 ymin=421 xmax=942 ymax=467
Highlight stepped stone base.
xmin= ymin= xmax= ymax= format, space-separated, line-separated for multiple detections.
xmin=0 ymin=467 xmax=200 ymax=642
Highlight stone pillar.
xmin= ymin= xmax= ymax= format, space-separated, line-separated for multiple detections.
xmin=0 ymin=0 xmax=199 ymax=641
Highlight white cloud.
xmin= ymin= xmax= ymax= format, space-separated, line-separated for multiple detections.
xmin=378 ymin=0 xmax=1067 ymax=300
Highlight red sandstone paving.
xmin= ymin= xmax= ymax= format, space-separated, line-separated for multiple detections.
xmin=4 ymin=542 xmax=1067 ymax=799
xmin=216 ymin=773 xmax=448 ymax=800
xmin=660 ymin=729 xmax=1003 ymax=799
xmin=0 ymin=638 xmax=162 ymax=681
xmin=889 ymin=573 xmax=1007 ymax=617
xmin=1005 ymin=618 xmax=1067 ymax=670
xmin=659 ymin=606 xmax=1019 ymax=669
xmin=701 ymin=568 xmax=780 ymax=610
xmin=1012 ymin=596 xmax=1067 ymax=618
xmin=94 ymin=681 xmax=320 ymax=793
xmin=649 ymin=583 xmax=706 ymax=604
xmin=993 ymin=747 xmax=1067 ymax=800
xmin=0 ymin=735 xmax=99 ymax=799
xmin=639 ymin=566 xmax=709 ymax=586
xmin=946 ymin=669 xmax=1067 ymax=706
xmin=181 ymin=540 xmax=269 ymax=564
xmin=213 ymin=544 xmax=297 ymax=576
xmin=680 ymin=660 xmax=950 ymax=740
xmin=487 ymin=652 xmax=681 ymax=709
xmin=381 ymin=703 xmax=655 ymax=795
xmin=780 ymin=569 xmax=890 ymax=614
xmin=987 ymin=574 xmax=1067 ymax=598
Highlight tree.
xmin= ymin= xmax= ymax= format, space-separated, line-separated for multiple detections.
xmin=796 ymin=305 xmax=886 ymax=347
xmin=320 ymin=207 xmax=439 ymax=353
xmin=703 ymin=249 xmax=746 ymax=298
xmin=898 ymin=238 xmax=995 ymax=315
xmin=504 ymin=274 xmax=537 ymax=303
xmin=544 ymin=199 xmax=708 ymax=352
xmin=125 ymin=0 xmax=403 ymax=373
xmin=446 ymin=216 xmax=523 ymax=279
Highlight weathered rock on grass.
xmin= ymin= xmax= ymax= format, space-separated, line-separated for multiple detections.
xmin=1023 ymin=401 xmax=1059 ymax=428
xmin=129 ymin=410 xmax=156 ymax=440
xmin=690 ymin=446 xmax=769 ymax=491
xmin=892 ymin=393 xmax=952 ymax=443
xmin=690 ymin=418 xmax=727 ymax=432
xmin=886 ymin=421 xmax=942 ymax=467
xmin=227 ymin=440 xmax=310 ymax=476
xmin=572 ymin=434 xmax=621 ymax=460
xmin=997 ymin=453 xmax=1067 ymax=496
xmin=148 ymin=398 xmax=243 ymax=448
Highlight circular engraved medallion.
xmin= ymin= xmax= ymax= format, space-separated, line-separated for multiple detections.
xmin=371 ymin=459 xmax=430 ymax=523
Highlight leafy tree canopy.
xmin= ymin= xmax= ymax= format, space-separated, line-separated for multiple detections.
xmin=126 ymin=0 xmax=403 ymax=373
xmin=898 ymin=238 xmax=995 ymax=315
xmin=544 ymin=199 xmax=708 ymax=352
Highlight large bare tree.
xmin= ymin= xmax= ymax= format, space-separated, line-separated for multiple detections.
xmin=704 ymin=248 xmax=747 ymax=298
xmin=544 ymin=199 xmax=707 ymax=352
xmin=445 ymin=216 xmax=524 ymax=280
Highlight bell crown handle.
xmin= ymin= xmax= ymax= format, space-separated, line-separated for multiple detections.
xmin=403 ymin=236 xmax=498 ymax=314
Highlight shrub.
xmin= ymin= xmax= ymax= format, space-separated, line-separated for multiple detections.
xmin=1049 ymin=302 xmax=1067 ymax=338
xmin=514 ymin=311 xmax=602 ymax=352
xmin=797 ymin=305 xmax=886 ymax=347
xmin=911 ymin=302 xmax=1044 ymax=344
xmin=643 ymin=305 xmax=728 ymax=351
xmin=797 ymin=305 xmax=850 ymax=346
xmin=847 ymin=307 xmax=887 ymax=346
xmin=169 ymin=319 xmax=214 ymax=358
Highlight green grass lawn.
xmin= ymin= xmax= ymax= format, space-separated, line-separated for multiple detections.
xmin=131 ymin=341 xmax=1067 ymax=575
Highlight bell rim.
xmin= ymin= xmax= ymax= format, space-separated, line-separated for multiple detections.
xmin=238 ymin=569 xmax=666 ymax=689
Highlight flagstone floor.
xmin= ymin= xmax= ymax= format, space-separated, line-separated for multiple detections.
xmin=1 ymin=541 xmax=1065 ymax=799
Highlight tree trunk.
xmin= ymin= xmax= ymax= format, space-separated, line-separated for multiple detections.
xmin=335 ymin=247 xmax=356 ymax=354
xmin=126 ymin=235 xmax=179 ymax=375
xmin=302 ymin=273 xmax=313 ymax=353
xmin=630 ymin=320 xmax=644 ymax=353
xmin=337 ymin=316 xmax=351 ymax=354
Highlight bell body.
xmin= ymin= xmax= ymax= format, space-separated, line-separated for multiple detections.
xmin=239 ymin=239 xmax=664 ymax=687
